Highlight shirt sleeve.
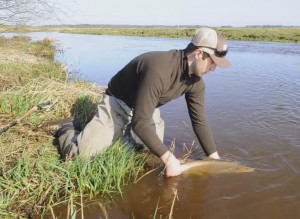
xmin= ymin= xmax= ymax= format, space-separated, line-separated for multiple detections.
xmin=131 ymin=67 xmax=168 ymax=157
xmin=185 ymin=78 xmax=217 ymax=156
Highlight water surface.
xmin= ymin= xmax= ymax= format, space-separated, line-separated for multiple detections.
xmin=5 ymin=32 xmax=300 ymax=218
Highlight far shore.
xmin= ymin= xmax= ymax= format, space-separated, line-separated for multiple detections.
xmin=1 ymin=25 xmax=300 ymax=43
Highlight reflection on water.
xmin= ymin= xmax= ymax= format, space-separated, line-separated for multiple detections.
xmin=4 ymin=32 xmax=300 ymax=218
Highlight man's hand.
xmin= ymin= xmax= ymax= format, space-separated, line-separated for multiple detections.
xmin=208 ymin=151 xmax=221 ymax=159
xmin=160 ymin=151 xmax=182 ymax=177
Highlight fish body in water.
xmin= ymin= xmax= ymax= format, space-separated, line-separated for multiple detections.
xmin=181 ymin=159 xmax=255 ymax=175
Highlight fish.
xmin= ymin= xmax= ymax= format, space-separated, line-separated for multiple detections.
xmin=180 ymin=159 xmax=255 ymax=175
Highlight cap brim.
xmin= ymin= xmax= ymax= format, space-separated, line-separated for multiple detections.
xmin=209 ymin=54 xmax=231 ymax=68
xmin=202 ymin=47 xmax=231 ymax=68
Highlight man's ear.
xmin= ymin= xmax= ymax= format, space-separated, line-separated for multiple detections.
xmin=195 ymin=48 xmax=203 ymax=60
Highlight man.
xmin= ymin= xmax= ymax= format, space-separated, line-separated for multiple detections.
xmin=56 ymin=27 xmax=231 ymax=177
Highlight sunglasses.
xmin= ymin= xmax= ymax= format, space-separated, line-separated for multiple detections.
xmin=201 ymin=46 xmax=228 ymax=58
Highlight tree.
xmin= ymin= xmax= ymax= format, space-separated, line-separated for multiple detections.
xmin=0 ymin=0 xmax=65 ymax=25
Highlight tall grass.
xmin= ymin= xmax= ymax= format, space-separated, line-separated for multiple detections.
xmin=0 ymin=35 xmax=148 ymax=218
xmin=0 ymin=137 xmax=146 ymax=218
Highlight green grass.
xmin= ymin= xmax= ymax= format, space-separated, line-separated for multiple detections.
xmin=58 ymin=27 xmax=300 ymax=43
xmin=0 ymin=35 xmax=148 ymax=218
xmin=0 ymin=137 xmax=146 ymax=218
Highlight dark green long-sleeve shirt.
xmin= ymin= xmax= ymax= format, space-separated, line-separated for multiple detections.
xmin=107 ymin=49 xmax=216 ymax=157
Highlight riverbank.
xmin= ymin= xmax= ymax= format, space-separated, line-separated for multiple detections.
xmin=0 ymin=36 xmax=147 ymax=218
xmin=2 ymin=26 xmax=300 ymax=43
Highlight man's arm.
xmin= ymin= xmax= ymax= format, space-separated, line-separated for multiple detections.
xmin=131 ymin=68 xmax=183 ymax=176
xmin=185 ymin=78 xmax=220 ymax=158
xmin=131 ymin=67 xmax=168 ymax=156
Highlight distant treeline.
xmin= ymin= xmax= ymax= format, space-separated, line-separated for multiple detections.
xmin=2 ymin=25 xmax=300 ymax=43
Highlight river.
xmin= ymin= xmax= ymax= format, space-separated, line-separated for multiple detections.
xmin=5 ymin=32 xmax=300 ymax=218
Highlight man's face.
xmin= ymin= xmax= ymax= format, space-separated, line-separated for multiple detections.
xmin=191 ymin=50 xmax=217 ymax=77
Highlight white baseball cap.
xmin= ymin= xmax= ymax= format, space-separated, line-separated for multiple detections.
xmin=191 ymin=27 xmax=231 ymax=68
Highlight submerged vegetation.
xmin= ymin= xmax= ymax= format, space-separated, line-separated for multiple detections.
xmin=2 ymin=25 xmax=300 ymax=43
xmin=0 ymin=36 xmax=147 ymax=218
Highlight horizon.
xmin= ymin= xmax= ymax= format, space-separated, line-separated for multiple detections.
xmin=33 ymin=24 xmax=300 ymax=28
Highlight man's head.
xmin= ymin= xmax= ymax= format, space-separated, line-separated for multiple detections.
xmin=191 ymin=27 xmax=231 ymax=68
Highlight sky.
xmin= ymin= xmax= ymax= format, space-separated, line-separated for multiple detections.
xmin=48 ymin=0 xmax=300 ymax=27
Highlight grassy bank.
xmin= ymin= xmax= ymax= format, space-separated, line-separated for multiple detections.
xmin=0 ymin=36 xmax=147 ymax=218
xmin=3 ymin=26 xmax=300 ymax=43
xmin=59 ymin=27 xmax=300 ymax=43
